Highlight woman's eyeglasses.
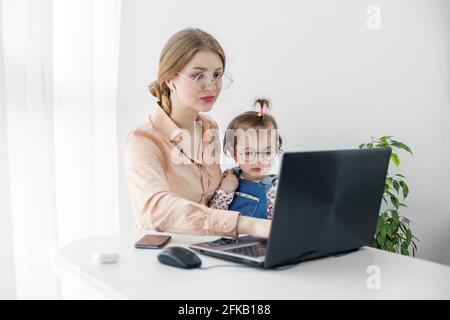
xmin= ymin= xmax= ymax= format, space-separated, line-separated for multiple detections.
xmin=177 ymin=71 xmax=233 ymax=90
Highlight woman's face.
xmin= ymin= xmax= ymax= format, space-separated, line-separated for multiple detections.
xmin=170 ymin=50 xmax=224 ymax=113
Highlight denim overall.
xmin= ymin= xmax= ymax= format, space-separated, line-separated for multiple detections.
xmin=228 ymin=167 xmax=277 ymax=219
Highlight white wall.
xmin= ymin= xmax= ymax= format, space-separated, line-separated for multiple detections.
xmin=117 ymin=0 xmax=450 ymax=265
xmin=0 ymin=0 xmax=16 ymax=297
xmin=0 ymin=90 xmax=15 ymax=300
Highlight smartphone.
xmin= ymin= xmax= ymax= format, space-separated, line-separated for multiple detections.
xmin=134 ymin=234 xmax=172 ymax=249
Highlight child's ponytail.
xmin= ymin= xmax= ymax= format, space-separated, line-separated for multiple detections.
xmin=223 ymin=97 xmax=283 ymax=157
xmin=254 ymin=98 xmax=271 ymax=118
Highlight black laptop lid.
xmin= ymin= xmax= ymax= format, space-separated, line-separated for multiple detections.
xmin=264 ymin=148 xmax=391 ymax=268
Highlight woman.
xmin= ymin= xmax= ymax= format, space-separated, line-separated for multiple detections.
xmin=124 ymin=28 xmax=271 ymax=238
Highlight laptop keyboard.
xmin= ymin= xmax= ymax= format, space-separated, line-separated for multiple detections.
xmin=225 ymin=243 xmax=267 ymax=257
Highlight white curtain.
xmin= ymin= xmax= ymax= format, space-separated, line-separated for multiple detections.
xmin=0 ymin=0 xmax=121 ymax=299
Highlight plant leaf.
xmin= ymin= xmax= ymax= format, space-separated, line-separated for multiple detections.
xmin=393 ymin=180 xmax=400 ymax=194
xmin=385 ymin=224 xmax=392 ymax=238
xmin=380 ymin=227 xmax=386 ymax=244
xmin=399 ymin=180 xmax=409 ymax=199
xmin=405 ymin=229 xmax=412 ymax=245
xmin=379 ymin=137 xmax=389 ymax=147
xmin=390 ymin=195 xmax=399 ymax=209
xmin=401 ymin=243 xmax=409 ymax=256
xmin=386 ymin=178 xmax=392 ymax=187
xmin=391 ymin=141 xmax=413 ymax=156
xmin=390 ymin=220 xmax=398 ymax=234
xmin=386 ymin=240 xmax=394 ymax=252
xmin=391 ymin=209 xmax=399 ymax=221
xmin=402 ymin=216 xmax=412 ymax=224
xmin=401 ymin=246 xmax=409 ymax=256
xmin=390 ymin=153 xmax=400 ymax=167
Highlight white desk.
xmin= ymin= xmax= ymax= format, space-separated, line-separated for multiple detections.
xmin=53 ymin=233 xmax=450 ymax=299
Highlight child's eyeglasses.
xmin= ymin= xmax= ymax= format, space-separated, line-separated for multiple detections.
xmin=235 ymin=147 xmax=281 ymax=162
xmin=177 ymin=71 xmax=233 ymax=90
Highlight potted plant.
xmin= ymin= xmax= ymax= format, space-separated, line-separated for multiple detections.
xmin=359 ymin=136 xmax=419 ymax=256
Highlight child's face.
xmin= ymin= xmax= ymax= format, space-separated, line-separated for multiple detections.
xmin=234 ymin=129 xmax=279 ymax=180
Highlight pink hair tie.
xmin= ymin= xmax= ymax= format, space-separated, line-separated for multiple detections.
xmin=258 ymin=102 xmax=265 ymax=117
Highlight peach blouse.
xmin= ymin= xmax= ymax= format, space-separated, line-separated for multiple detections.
xmin=124 ymin=105 xmax=240 ymax=237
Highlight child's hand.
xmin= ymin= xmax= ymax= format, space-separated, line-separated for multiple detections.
xmin=220 ymin=170 xmax=239 ymax=193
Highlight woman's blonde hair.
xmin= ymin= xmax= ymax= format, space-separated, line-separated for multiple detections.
xmin=223 ymin=98 xmax=283 ymax=157
xmin=148 ymin=28 xmax=226 ymax=115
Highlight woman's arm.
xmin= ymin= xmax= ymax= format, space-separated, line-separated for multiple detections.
xmin=237 ymin=215 xmax=272 ymax=238
xmin=124 ymin=132 xmax=240 ymax=237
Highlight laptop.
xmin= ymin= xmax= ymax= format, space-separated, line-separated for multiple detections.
xmin=189 ymin=148 xmax=391 ymax=269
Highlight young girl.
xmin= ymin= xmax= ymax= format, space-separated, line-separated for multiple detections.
xmin=209 ymin=98 xmax=282 ymax=219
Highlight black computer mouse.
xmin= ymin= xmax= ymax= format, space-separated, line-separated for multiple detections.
xmin=157 ymin=246 xmax=202 ymax=269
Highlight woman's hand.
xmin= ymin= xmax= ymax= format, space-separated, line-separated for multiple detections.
xmin=237 ymin=215 xmax=272 ymax=239
xmin=220 ymin=170 xmax=239 ymax=193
